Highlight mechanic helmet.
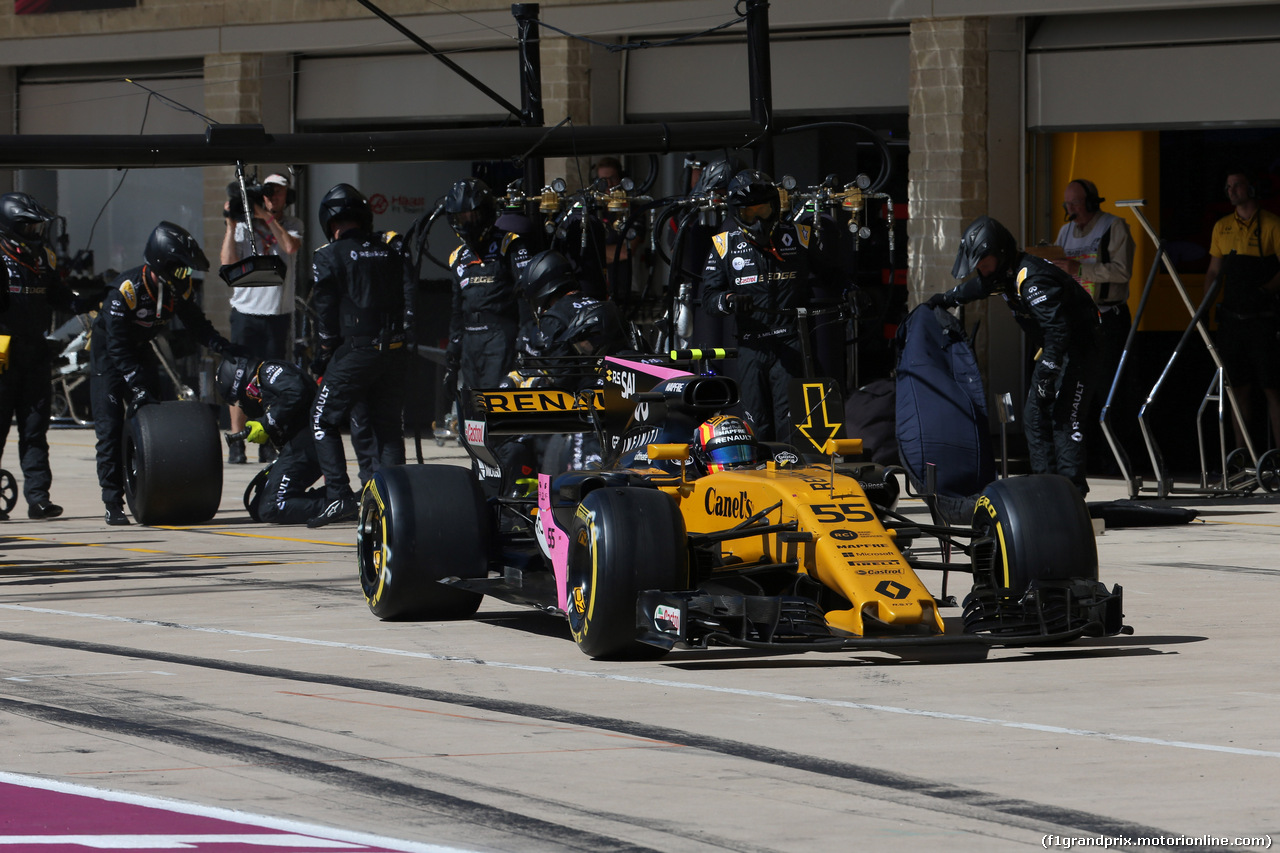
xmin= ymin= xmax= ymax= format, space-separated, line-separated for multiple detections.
xmin=951 ymin=215 xmax=1018 ymax=290
xmin=0 ymin=192 xmax=55 ymax=257
xmin=144 ymin=221 xmax=209 ymax=284
xmin=445 ymin=178 xmax=498 ymax=253
xmin=727 ymin=169 xmax=781 ymax=244
xmin=691 ymin=159 xmax=740 ymax=197
xmin=318 ymin=183 xmax=372 ymax=237
xmin=692 ymin=415 xmax=758 ymax=474
xmin=215 ymin=355 xmax=261 ymax=405
xmin=523 ymin=250 xmax=579 ymax=316
xmin=557 ymin=299 xmax=626 ymax=356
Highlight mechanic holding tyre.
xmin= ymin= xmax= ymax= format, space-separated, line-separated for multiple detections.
xmin=701 ymin=169 xmax=823 ymax=443
xmin=443 ymin=177 xmax=531 ymax=394
xmin=307 ymin=183 xmax=415 ymax=528
xmin=90 ymin=221 xmax=240 ymax=526
xmin=927 ymin=216 xmax=1101 ymax=495
xmin=0 ymin=192 xmax=102 ymax=521
xmin=216 ymin=355 xmax=326 ymax=524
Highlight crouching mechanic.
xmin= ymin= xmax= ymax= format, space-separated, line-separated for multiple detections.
xmin=216 ymin=356 xmax=326 ymax=524
xmin=927 ymin=216 xmax=1100 ymax=494
xmin=91 ymin=222 xmax=241 ymax=525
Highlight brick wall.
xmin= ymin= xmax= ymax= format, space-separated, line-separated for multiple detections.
xmin=906 ymin=17 xmax=988 ymax=305
xmin=541 ymin=34 xmax=592 ymax=191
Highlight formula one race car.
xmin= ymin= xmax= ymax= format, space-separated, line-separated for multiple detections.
xmin=357 ymin=353 xmax=1128 ymax=659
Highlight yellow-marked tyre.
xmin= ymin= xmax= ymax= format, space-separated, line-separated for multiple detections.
xmin=969 ymin=474 xmax=1097 ymax=592
xmin=566 ymin=487 xmax=688 ymax=660
xmin=358 ymin=465 xmax=490 ymax=620
xmin=963 ymin=474 xmax=1101 ymax=636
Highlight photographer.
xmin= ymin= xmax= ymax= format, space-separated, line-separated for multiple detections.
xmin=221 ymin=172 xmax=303 ymax=465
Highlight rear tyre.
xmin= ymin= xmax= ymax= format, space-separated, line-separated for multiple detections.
xmin=123 ymin=402 xmax=222 ymax=525
xmin=358 ymin=464 xmax=491 ymax=620
xmin=566 ymin=486 xmax=688 ymax=659
xmin=963 ymin=474 xmax=1102 ymax=636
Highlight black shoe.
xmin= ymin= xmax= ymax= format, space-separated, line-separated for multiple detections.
xmin=28 ymin=501 xmax=63 ymax=519
xmin=306 ymin=495 xmax=358 ymax=528
xmin=259 ymin=443 xmax=278 ymax=464
xmin=228 ymin=439 xmax=247 ymax=465
xmin=104 ymin=503 xmax=130 ymax=526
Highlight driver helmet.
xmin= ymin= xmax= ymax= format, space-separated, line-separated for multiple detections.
xmin=144 ymin=221 xmax=209 ymax=285
xmin=951 ymin=215 xmax=1018 ymax=291
xmin=0 ymin=192 xmax=55 ymax=260
xmin=693 ymin=415 xmax=758 ymax=474
xmin=445 ymin=178 xmax=498 ymax=253
xmin=215 ymin=356 xmax=262 ymax=405
xmin=318 ymin=183 xmax=372 ymax=237
xmin=727 ymin=169 xmax=781 ymax=245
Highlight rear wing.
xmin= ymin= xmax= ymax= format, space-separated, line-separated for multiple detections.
xmin=458 ymin=354 xmax=688 ymax=472
xmin=457 ymin=352 xmax=740 ymax=473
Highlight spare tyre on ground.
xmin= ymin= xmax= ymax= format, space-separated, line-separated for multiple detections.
xmin=123 ymin=401 xmax=223 ymax=525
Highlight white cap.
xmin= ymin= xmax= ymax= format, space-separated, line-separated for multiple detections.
xmin=263 ymin=173 xmax=289 ymax=187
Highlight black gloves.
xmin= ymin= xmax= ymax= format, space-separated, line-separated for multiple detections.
xmin=925 ymin=292 xmax=955 ymax=310
xmin=442 ymin=347 xmax=461 ymax=394
xmin=213 ymin=339 xmax=250 ymax=359
xmin=125 ymin=386 xmax=155 ymax=418
xmin=309 ymin=348 xmax=332 ymax=380
xmin=717 ymin=292 xmax=754 ymax=314
xmin=1033 ymin=358 xmax=1062 ymax=402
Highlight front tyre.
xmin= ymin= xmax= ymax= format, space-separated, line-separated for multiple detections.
xmin=358 ymin=465 xmax=491 ymax=620
xmin=566 ymin=487 xmax=689 ymax=659
xmin=964 ymin=475 xmax=1121 ymax=637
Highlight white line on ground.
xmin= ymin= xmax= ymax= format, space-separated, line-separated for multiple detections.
xmin=3 ymin=603 xmax=1276 ymax=760
xmin=0 ymin=770 xmax=473 ymax=853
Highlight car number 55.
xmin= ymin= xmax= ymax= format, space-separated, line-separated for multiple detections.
xmin=809 ymin=503 xmax=875 ymax=523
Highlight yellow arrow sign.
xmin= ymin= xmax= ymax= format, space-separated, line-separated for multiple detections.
xmin=795 ymin=382 xmax=842 ymax=452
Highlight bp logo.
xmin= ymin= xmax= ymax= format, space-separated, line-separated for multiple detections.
xmin=875 ymin=580 xmax=911 ymax=600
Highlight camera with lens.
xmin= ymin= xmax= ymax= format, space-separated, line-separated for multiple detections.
xmin=225 ymin=179 xmax=266 ymax=220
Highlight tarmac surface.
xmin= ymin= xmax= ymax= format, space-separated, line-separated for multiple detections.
xmin=2 ymin=425 xmax=1279 ymax=852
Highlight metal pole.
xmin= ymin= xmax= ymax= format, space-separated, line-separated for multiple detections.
xmin=513 ymin=4 xmax=545 ymax=195
xmin=0 ymin=121 xmax=764 ymax=168
xmin=745 ymin=0 xmax=774 ymax=175
xmin=355 ymin=0 xmax=523 ymax=121
xmin=1120 ymin=200 xmax=1258 ymax=478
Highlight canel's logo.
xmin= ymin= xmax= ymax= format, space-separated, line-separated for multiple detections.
xmin=704 ymin=487 xmax=754 ymax=519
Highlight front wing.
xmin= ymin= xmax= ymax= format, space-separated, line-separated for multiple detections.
xmin=637 ymin=579 xmax=1127 ymax=652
